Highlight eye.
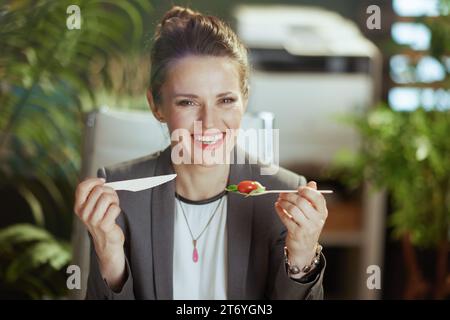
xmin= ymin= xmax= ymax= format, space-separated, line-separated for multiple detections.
xmin=176 ymin=99 xmax=196 ymax=107
xmin=221 ymin=97 xmax=236 ymax=104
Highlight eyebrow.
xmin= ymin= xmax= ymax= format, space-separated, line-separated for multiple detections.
xmin=172 ymin=91 xmax=235 ymax=99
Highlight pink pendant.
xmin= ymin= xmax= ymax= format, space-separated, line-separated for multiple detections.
xmin=192 ymin=239 xmax=198 ymax=263
xmin=193 ymin=247 xmax=199 ymax=263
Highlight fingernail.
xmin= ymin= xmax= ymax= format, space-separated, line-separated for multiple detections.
xmin=100 ymin=178 xmax=106 ymax=183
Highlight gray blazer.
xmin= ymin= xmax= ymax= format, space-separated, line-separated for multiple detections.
xmin=86 ymin=146 xmax=325 ymax=300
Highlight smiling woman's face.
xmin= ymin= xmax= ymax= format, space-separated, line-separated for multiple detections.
xmin=148 ymin=55 xmax=247 ymax=165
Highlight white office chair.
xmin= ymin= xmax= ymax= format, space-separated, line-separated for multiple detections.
xmin=70 ymin=107 xmax=275 ymax=299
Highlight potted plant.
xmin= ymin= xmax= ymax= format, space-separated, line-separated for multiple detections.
xmin=0 ymin=0 xmax=151 ymax=299
xmin=330 ymin=104 xmax=449 ymax=299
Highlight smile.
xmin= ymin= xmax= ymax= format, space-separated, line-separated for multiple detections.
xmin=193 ymin=134 xmax=223 ymax=144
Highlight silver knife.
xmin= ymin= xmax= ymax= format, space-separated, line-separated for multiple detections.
xmin=104 ymin=173 xmax=177 ymax=192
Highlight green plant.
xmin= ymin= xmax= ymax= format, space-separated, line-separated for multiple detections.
xmin=0 ymin=0 xmax=152 ymax=298
xmin=330 ymin=105 xmax=449 ymax=299
xmin=331 ymin=105 xmax=449 ymax=248
xmin=0 ymin=224 xmax=71 ymax=299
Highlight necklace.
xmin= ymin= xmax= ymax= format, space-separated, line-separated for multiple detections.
xmin=175 ymin=194 xmax=224 ymax=263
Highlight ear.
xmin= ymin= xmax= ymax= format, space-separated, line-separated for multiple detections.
xmin=147 ymin=88 xmax=165 ymax=122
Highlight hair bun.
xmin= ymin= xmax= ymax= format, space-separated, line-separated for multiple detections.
xmin=150 ymin=5 xmax=250 ymax=104
xmin=161 ymin=6 xmax=199 ymax=25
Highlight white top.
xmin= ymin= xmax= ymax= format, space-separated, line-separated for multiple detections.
xmin=172 ymin=193 xmax=228 ymax=300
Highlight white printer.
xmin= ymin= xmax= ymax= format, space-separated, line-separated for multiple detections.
xmin=234 ymin=5 xmax=381 ymax=169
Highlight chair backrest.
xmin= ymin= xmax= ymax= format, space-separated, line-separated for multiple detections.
xmin=70 ymin=107 xmax=274 ymax=299
xmin=81 ymin=107 xmax=170 ymax=178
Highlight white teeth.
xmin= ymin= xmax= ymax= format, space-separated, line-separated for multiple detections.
xmin=194 ymin=134 xmax=222 ymax=143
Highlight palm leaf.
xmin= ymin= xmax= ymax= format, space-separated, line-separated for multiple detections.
xmin=0 ymin=0 xmax=153 ymax=298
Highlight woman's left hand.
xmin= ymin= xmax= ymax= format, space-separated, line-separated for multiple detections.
xmin=274 ymin=181 xmax=328 ymax=276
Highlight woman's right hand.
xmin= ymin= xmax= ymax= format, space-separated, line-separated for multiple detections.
xmin=74 ymin=177 xmax=126 ymax=290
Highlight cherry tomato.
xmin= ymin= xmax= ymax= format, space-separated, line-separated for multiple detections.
xmin=237 ymin=180 xmax=258 ymax=194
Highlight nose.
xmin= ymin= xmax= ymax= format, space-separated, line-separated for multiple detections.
xmin=199 ymin=104 xmax=217 ymax=130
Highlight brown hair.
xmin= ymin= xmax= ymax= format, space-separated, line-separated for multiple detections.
xmin=150 ymin=6 xmax=249 ymax=105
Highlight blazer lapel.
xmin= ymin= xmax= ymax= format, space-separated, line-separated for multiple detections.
xmin=151 ymin=146 xmax=175 ymax=300
xmin=226 ymin=158 xmax=254 ymax=299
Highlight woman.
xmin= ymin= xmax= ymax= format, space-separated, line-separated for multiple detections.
xmin=74 ymin=6 xmax=328 ymax=300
